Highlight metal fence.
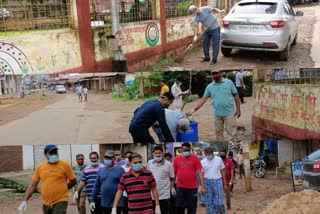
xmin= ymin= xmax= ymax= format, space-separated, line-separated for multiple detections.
xmin=0 ymin=0 xmax=71 ymax=33
xmin=255 ymin=68 xmax=320 ymax=84
xmin=90 ymin=0 xmax=154 ymax=28
xmin=165 ymin=0 xmax=196 ymax=19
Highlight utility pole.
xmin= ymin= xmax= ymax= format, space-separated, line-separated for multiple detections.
xmin=242 ymin=141 xmax=253 ymax=192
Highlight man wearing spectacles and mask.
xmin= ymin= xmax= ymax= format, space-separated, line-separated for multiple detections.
xmin=129 ymin=92 xmax=175 ymax=144
xmin=18 ymin=145 xmax=76 ymax=214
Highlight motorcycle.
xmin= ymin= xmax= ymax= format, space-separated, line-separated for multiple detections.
xmin=254 ymin=158 xmax=266 ymax=178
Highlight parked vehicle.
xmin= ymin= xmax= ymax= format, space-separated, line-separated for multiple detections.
xmin=55 ymin=85 xmax=67 ymax=94
xmin=220 ymin=0 xmax=304 ymax=61
xmin=302 ymin=149 xmax=320 ymax=191
xmin=254 ymin=157 xmax=266 ymax=178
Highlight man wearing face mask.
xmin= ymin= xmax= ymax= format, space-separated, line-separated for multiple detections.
xmin=121 ymin=151 xmax=133 ymax=214
xmin=75 ymin=152 xmax=104 ymax=214
xmin=112 ymin=153 xmax=161 ymax=214
xmin=220 ymin=150 xmax=234 ymax=211
xmin=147 ymin=146 xmax=175 ymax=214
xmin=201 ymin=146 xmax=227 ymax=214
xmin=173 ymin=142 xmax=205 ymax=214
xmin=91 ymin=150 xmax=125 ymax=214
xmin=129 ymin=92 xmax=175 ymax=144
xmin=72 ymin=154 xmax=87 ymax=214
xmin=187 ymin=70 xmax=241 ymax=142
xmin=171 ymin=78 xmax=189 ymax=110
xmin=18 ymin=145 xmax=76 ymax=214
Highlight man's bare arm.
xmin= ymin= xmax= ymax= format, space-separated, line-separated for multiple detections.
xmin=194 ymin=96 xmax=209 ymax=112
xmin=76 ymin=180 xmax=85 ymax=192
xmin=151 ymin=188 xmax=160 ymax=206
xmin=23 ymin=180 xmax=39 ymax=201
xmin=113 ymin=190 xmax=124 ymax=208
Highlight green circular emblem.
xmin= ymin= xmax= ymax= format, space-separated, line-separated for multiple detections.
xmin=145 ymin=22 xmax=159 ymax=47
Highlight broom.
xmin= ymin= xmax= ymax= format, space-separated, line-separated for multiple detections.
xmin=175 ymin=10 xmax=225 ymax=63
xmin=181 ymin=70 xmax=192 ymax=111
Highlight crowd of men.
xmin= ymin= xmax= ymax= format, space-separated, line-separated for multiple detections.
xmin=18 ymin=143 xmax=245 ymax=214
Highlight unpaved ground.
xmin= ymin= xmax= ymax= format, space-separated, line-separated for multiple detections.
xmin=157 ymin=5 xmax=317 ymax=71
xmin=0 ymin=171 xmax=293 ymax=214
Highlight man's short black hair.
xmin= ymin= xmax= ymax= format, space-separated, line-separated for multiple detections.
xmin=161 ymin=80 xmax=166 ymax=83
xmin=219 ymin=149 xmax=227 ymax=154
xmin=228 ymin=151 xmax=233 ymax=157
xmin=181 ymin=142 xmax=191 ymax=148
xmin=89 ymin=151 xmax=99 ymax=158
xmin=164 ymin=153 xmax=172 ymax=158
xmin=125 ymin=151 xmax=133 ymax=156
xmin=162 ymin=92 xmax=174 ymax=101
xmin=128 ymin=153 xmax=142 ymax=162
xmin=153 ymin=146 xmax=164 ymax=153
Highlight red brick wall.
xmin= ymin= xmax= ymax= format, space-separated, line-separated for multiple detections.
xmin=0 ymin=146 xmax=23 ymax=172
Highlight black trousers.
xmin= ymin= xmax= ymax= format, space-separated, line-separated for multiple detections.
xmin=236 ymin=86 xmax=244 ymax=103
xmin=153 ymin=199 xmax=170 ymax=214
xmin=91 ymin=198 xmax=102 ymax=214
xmin=101 ymin=207 xmax=123 ymax=214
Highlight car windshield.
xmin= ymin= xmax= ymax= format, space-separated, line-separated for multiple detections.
xmin=232 ymin=3 xmax=277 ymax=15
xmin=56 ymin=85 xmax=64 ymax=89
xmin=307 ymin=150 xmax=320 ymax=160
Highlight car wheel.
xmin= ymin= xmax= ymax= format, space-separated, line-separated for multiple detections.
xmin=279 ymin=43 xmax=290 ymax=61
xmin=221 ymin=47 xmax=232 ymax=57
xmin=292 ymin=34 xmax=297 ymax=46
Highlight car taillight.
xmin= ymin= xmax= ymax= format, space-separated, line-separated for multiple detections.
xmin=270 ymin=20 xmax=286 ymax=28
xmin=222 ymin=20 xmax=230 ymax=27
xmin=313 ymin=160 xmax=320 ymax=172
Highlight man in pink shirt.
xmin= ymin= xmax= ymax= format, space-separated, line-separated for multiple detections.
xmin=173 ymin=142 xmax=205 ymax=214
xmin=220 ymin=149 xmax=234 ymax=210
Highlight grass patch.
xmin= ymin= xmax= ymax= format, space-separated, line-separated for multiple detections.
xmin=110 ymin=92 xmax=157 ymax=102
xmin=39 ymin=94 xmax=50 ymax=100
xmin=148 ymin=57 xmax=176 ymax=70
xmin=0 ymin=191 xmax=40 ymax=200
xmin=0 ymin=178 xmax=28 ymax=193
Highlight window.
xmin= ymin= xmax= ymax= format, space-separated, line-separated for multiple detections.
xmin=165 ymin=0 xmax=195 ymax=18
xmin=284 ymin=3 xmax=294 ymax=16
xmin=0 ymin=0 xmax=71 ymax=32
xmin=90 ymin=0 xmax=153 ymax=28
xmin=233 ymin=3 xmax=277 ymax=15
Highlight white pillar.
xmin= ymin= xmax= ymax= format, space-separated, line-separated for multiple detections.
xmin=11 ymin=75 xmax=16 ymax=93
xmin=3 ymin=77 xmax=7 ymax=94
xmin=0 ymin=80 xmax=2 ymax=95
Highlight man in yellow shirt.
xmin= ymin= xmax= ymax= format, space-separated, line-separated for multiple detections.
xmin=18 ymin=145 xmax=76 ymax=214
xmin=160 ymin=80 xmax=169 ymax=95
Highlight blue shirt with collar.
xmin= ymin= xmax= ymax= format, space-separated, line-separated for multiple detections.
xmin=193 ymin=6 xmax=219 ymax=30
xmin=203 ymin=78 xmax=238 ymax=117
xmin=129 ymin=99 xmax=174 ymax=142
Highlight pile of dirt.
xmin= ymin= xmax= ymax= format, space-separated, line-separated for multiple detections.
xmin=260 ymin=189 xmax=320 ymax=214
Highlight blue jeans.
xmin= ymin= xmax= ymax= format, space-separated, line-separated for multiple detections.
xmin=202 ymin=27 xmax=220 ymax=63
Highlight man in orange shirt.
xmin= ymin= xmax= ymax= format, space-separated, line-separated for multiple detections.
xmin=160 ymin=80 xmax=169 ymax=95
xmin=18 ymin=145 xmax=76 ymax=214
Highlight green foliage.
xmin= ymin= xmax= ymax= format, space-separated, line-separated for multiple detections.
xmin=177 ymin=0 xmax=194 ymax=16
xmin=0 ymin=178 xmax=28 ymax=193
xmin=149 ymin=58 xmax=176 ymax=70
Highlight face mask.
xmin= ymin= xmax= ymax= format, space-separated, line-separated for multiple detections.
xmin=183 ymin=151 xmax=190 ymax=157
xmin=206 ymin=155 xmax=214 ymax=160
xmin=91 ymin=161 xmax=99 ymax=167
xmin=104 ymin=160 xmax=112 ymax=167
xmin=220 ymin=155 xmax=226 ymax=159
xmin=154 ymin=156 xmax=163 ymax=162
xmin=132 ymin=164 xmax=143 ymax=172
xmin=139 ymin=0 xmax=145 ymax=3
xmin=213 ymin=75 xmax=221 ymax=82
xmin=48 ymin=155 xmax=59 ymax=164
xmin=124 ymin=158 xmax=129 ymax=164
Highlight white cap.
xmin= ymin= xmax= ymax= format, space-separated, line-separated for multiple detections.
xmin=188 ymin=5 xmax=198 ymax=14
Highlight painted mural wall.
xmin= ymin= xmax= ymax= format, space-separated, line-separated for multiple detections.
xmin=0 ymin=29 xmax=81 ymax=75
xmin=253 ymin=84 xmax=320 ymax=134
xmin=166 ymin=17 xmax=194 ymax=43
xmin=93 ymin=21 xmax=162 ymax=62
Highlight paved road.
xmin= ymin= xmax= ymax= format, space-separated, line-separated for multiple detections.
xmin=0 ymin=94 xmax=119 ymax=145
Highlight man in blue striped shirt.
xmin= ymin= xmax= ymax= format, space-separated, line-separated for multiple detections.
xmin=74 ymin=152 xmax=104 ymax=214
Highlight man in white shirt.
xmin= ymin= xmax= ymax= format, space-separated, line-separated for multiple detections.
xmin=236 ymin=149 xmax=244 ymax=179
xmin=235 ymin=70 xmax=245 ymax=104
xmin=147 ymin=146 xmax=175 ymax=214
xmin=201 ymin=146 xmax=227 ymax=214
xmin=171 ymin=78 xmax=189 ymax=110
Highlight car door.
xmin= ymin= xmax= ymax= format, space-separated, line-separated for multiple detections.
xmin=283 ymin=2 xmax=296 ymax=43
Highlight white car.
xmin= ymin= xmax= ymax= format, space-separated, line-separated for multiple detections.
xmin=220 ymin=0 xmax=304 ymax=61
xmin=55 ymin=85 xmax=66 ymax=94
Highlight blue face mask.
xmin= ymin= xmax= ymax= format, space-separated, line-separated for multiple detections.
xmin=48 ymin=155 xmax=59 ymax=164
xmin=183 ymin=151 xmax=190 ymax=157
xmin=91 ymin=162 xmax=99 ymax=167
xmin=206 ymin=155 xmax=214 ymax=160
xmin=104 ymin=160 xmax=113 ymax=167
xmin=132 ymin=164 xmax=143 ymax=172
xmin=124 ymin=158 xmax=129 ymax=164
xmin=154 ymin=156 xmax=163 ymax=162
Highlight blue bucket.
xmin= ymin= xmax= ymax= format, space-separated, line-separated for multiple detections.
xmin=176 ymin=121 xmax=199 ymax=142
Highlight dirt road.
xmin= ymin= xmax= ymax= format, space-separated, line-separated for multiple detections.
xmin=0 ymin=92 xmax=252 ymax=145
xmin=157 ymin=5 xmax=318 ymax=71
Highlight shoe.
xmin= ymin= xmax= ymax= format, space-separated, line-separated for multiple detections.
xmin=200 ymin=202 xmax=205 ymax=207
xmin=200 ymin=58 xmax=210 ymax=63
xmin=209 ymin=61 xmax=217 ymax=65
xmin=227 ymin=206 xmax=231 ymax=210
